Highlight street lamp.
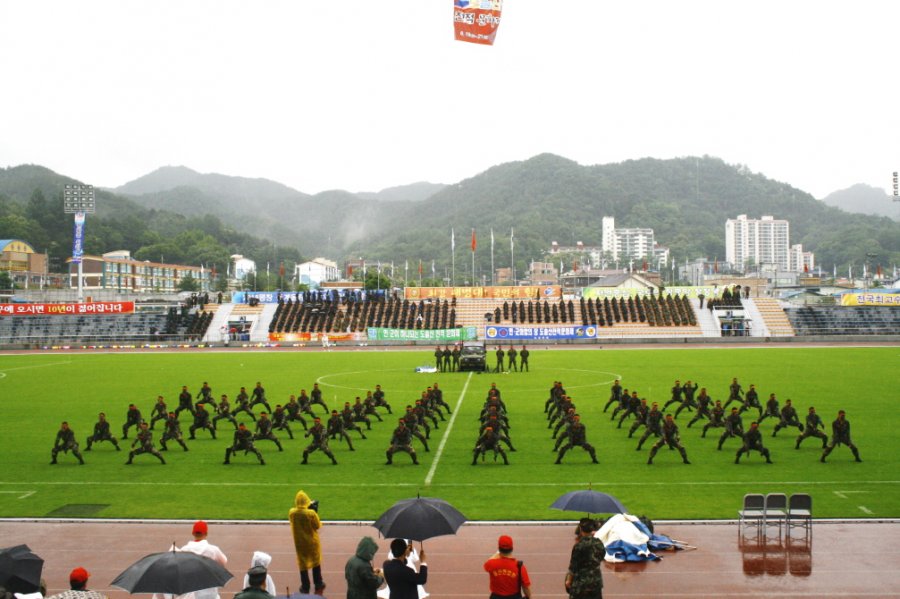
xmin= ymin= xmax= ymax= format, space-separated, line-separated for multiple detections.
xmin=63 ymin=184 xmax=95 ymax=302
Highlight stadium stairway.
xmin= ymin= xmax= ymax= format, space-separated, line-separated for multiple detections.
xmin=202 ymin=304 xmax=233 ymax=343
xmin=692 ymin=298 xmax=724 ymax=337
xmin=740 ymin=298 xmax=772 ymax=337
xmin=753 ymin=297 xmax=796 ymax=336
xmin=251 ymin=302 xmax=279 ymax=342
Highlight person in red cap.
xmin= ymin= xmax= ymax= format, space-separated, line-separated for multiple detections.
xmin=46 ymin=567 xmax=107 ymax=599
xmin=484 ymin=535 xmax=531 ymax=599
xmin=178 ymin=520 xmax=228 ymax=599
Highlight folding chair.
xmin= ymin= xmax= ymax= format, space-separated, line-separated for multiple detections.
xmin=764 ymin=493 xmax=787 ymax=541
xmin=787 ymin=493 xmax=812 ymax=541
xmin=738 ymin=493 xmax=765 ymax=539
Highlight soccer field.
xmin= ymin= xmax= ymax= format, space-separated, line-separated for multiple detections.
xmin=0 ymin=345 xmax=896 ymax=521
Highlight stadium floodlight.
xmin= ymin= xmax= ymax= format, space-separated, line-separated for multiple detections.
xmin=63 ymin=184 xmax=96 ymax=301
xmin=892 ymin=171 xmax=898 ymax=200
xmin=63 ymin=184 xmax=96 ymax=213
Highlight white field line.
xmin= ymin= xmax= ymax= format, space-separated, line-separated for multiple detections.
xmin=859 ymin=506 xmax=874 ymax=515
xmin=424 ymin=371 xmax=473 ymax=485
xmin=2 ymin=480 xmax=896 ymax=489
xmin=0 ymin=491 xmax=35 ymax=499
xmin=0 ymin=361 xmax=72 ymax=373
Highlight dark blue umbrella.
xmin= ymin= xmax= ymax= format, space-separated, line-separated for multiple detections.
xmin=550 ymin=490 xmax=627 ymax=515
xmin=111 ymin=549 xmax=232 ymax=594
xmin=0 ymin=544 xmax=44 ymax=594
xmin=374 ymin=496 xmax=467 ymax=542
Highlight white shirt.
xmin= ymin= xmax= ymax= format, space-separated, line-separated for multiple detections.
xmin=179 ymin=539 xmax=228 ymax=599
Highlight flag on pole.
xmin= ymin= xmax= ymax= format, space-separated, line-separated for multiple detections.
xmin=491 ymin=228 xmax=494 ymax=251
xmin=713 ymin=258 xmax=718 ymax=274
xmin=418 ymin=260 xmax=423 ymax=275
xmin=279 ymin=262 xmax=285 ymax=277
xmin=833 ymin=264 xmax=837 ymax=278
xmin=432 ymin=260 xmax=436 ymax=276
xmin=471 ymin=229 xmax=477 ymax=252
xmin=451 ymin=228 xmax=455 ymax=252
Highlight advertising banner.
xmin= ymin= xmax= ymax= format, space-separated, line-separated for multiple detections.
xmin=839 ymin=291 xmax=900 ymax=306
xmin=71 ymin=212 xmax=85 ymax=264
xmin=268 ymin=331 xmax=366 ymax=342
xmin=0 ymin=301 xmax=135 ymax=316
xmin=367 ymin=327 xmax=478 ymax=342
xmin=454 ymin=0 xmax=503 ymax=46
xmin=405 ymin=285 xmax=561 ymax=300
xmin=582 ymin=286 xmax=717 ymax=299
xmin=232 ymin=291 xmax=281 ymax=304
xmin=485 ymin=324 xmax=598 ymax=340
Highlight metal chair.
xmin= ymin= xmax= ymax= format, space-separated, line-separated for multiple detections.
xmin=739 ymin=493 xmax=766 ymax=539
xmin=764 ymin=493 xmax=788 ymax=541
xmin=787 ymin=493 xmax=812 ymax=540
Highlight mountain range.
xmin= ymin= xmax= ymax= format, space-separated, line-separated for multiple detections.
xmin=2 ymin=155 xmax=899 ymax=276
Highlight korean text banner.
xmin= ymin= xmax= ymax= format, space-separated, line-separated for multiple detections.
xmin=0 ymin=302 xmax=135 ymax=316
xmin=367 ymin=327 xmax=478 ymax=342
xmin=71 ymin=212 xmax=86 ymax=264
xmin=405 ymin=285 xmax=561 ymax=300
xmin=839 ymin=291 xmax=900 ymax=306
xmin=485 ymin=325 xmax=598 ymax=340
xmin=269 ymin=331 xmax=365 ymax=342
xmin=232 ymin=291 xmax=281 ymax=304
xmin=454 ymin=0 xmax=503 ymax=46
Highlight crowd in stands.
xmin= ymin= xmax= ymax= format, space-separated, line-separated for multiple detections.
xmin=487 ymin=293 xmax=697 ymax=328
xmin=269 ymin=296 xmax=456 ymax=334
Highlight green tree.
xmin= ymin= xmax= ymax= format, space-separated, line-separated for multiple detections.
xmin=178 ymin=273 xmax=200 ymax=292
xmin=0 ymin=271 xmax=14 ymax=289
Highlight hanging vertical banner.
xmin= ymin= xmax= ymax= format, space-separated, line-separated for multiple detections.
xmin=454 ymin=0 xmax=503 ymax=46
xmin=71 ymin=212 xmax=86 ymax=263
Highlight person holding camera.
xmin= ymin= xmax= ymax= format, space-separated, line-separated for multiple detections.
xmin=565 ymin=518 xmax=605 ymax=599
xmin=289 ymin=490 xmax=326 ymax=595
xmin=345 ymin=536 xmax=384 ymax=599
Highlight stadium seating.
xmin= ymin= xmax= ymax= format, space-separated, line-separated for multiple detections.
xmin=784 ymin=306 xmax=900 ymax=335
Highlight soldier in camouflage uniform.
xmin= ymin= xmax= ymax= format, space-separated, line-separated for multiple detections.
xmin=341 ymin=403 xmax=368 ymax=439
xmin=773 ymin=399 xmax=804 ymax=437
xmin=212 ymin=394 xmax=238 ymax=431
xmin=735 ymin=421 xmax=772 ymax=464
xmin=351 ymin=398 xmax=374 ymax=430
xmin=327 ymin=409 xmax=355 ymax=450
xmin=122 ymin=403 xmax=143 ymax=439
xmin=385 ymin=419 xmax=419 ymax=465
xmin=372 ymin=384 xmax=392 ymax=414
xmin=310 ymin=383 xmax=329 ymax=413
xmin=126 ymin=422 xmax=166 ymax=464
xmin=403 ymin=407 xmax=430 ymax=451
xmin=51 ymin=421 xmax=85 ymax=465
xmin=627 ymin=399 xmax=650 ymax=438
xmin=647 ymin=414 xmax=691 ymax=465
xmin=85 ymin=412 xmax=120 ymax=451
xmin=472 ymin=426 xmax=509 ymax=465
xmin=249 ymin=382 xmax=272 ymax=413
xmin=686 ymin=388 xmax=713 ymax=428
xmin=285 ymin=395 xmax=308 ymax=431
xmin=253 ymin=412 xmax=283 ymax=451
xmin=636 ymin=403 xmax=663 ymax=451
xmin=555 ymin=415 xmax=598 ymax=464
xmin=796 ymin=406 xmax=828 ymax=449
xmin=272 ymin=404 xmax=295 ymax=439
xmin=821 ymin=410 xmax=862 ymax=463
xmin=149 ymin=396 xmax=168 ymax=430
xmin=724 ymin=377 xmax=744 ymax=409
xmin=662 ymin=379 xmax=684 ymax=411
xmin=159 ymin=412 xmax=189 ymax=452
xmin=739 ymin=384 xmax=763 ymax=418
xmin=717 ymin=407 xmax=743 ymax=450
xmin=224 ymin=422 xmax=265 ymax=465
xmin=758 ymin=393 xmax=781 ymax=424
xmin=189 ymin=403 xmax=216 ymax=440
xmin=302 ymin=417 xmax=338 ymax=465
xmin=565 ymin=519 xmax=604 ymax=599
xmin=702 ymin=400 xmax=726 ymax=437
xmin=196 ymin=381 xmax=216 ymax=409
xmin=603 ymin=379 xmax=623 ymax=413
xmin=232 ymin=386 xmax=257 ymax=421
xmin=175 ymin=385 xmax=194 ymax=418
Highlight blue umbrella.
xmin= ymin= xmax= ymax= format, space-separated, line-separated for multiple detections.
xmin=550 ymin=490 xmax=627 ymax=515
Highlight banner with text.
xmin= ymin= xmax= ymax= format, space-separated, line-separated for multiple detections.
xmin=367 ymin=326 xmax=478 ymax=342
xmin=232 ymin=291 xmax=282 ymax=304
xmin=268 ymin=331 xmax=366 ymax=342
xmin=839 ymin=291 xmax=900 ymax=306
xmin=582 ymin=286 xmax=718 ymax=300
xmin=485 ymin=324 xmax=598 ymax=340
xmin=405 ymin=285 xmax=561 ymax=300
xmin=0 ymin=301 xmax=135 ymax=316
xmin=454 ymin=0 xmax=503 ymax=46
xmin=71 ymin=212 xmax=86 ymax=264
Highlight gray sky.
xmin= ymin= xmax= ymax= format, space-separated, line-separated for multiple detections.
xmin=2 ymin=0 xmax=898 ymax=199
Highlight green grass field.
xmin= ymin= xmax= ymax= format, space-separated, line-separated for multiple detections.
xmin=0 ymin=346 xmax=896 ymax=521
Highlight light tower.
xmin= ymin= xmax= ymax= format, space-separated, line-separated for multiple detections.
xmin=63 ymin=184 xmax=95 ymax=302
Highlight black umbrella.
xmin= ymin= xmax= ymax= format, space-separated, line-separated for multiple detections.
xmin=111 ymin=549 xmax=232 ymax=595
xmin=0 ymin=544 xmax=44 ymax=594
xmin=374 ymin=496 xmax=467 ymax=542
xmin=550 ymin=490 xmax=627 ymax=515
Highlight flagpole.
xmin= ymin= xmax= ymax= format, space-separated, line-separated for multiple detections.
xmin=510 ymin=228 xmax=515 ymax=285
xmin=490 ymin=228 xmax=495 ymax=286
xmin=451 ymin=228 xmax=456 ymax=286
xmin=471 ymin=229 xmax=476 ymax=287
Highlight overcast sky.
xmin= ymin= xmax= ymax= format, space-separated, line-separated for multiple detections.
xmin=2 ymin=1 xmax=898 ymax=199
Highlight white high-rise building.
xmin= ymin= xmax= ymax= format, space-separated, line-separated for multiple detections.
xmin=789 ymin=244 xmax=815 ymax=273
xmin=725 ymin=215 xmax=790 ymax=271
xmin=601 ymin=216 xmax=655 ymax=262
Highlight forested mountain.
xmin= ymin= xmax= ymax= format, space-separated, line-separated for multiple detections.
xmin=3 ymin=155 xmax=899 ymax=285
xmin=820 ymin=184 xmax=900 ymax=221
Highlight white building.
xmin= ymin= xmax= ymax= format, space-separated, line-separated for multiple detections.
xmin=230 ymin=254 xmax=256 ymax=280
xmin=789 ymin=243 xmax=815 ymax=273
xmin=295 ymin=257 xmax=339 ymax=287
xmin=725 ymin=215 xmax=791 ymax=272
xmin=602 ymin=216 xmax=656 ymax=262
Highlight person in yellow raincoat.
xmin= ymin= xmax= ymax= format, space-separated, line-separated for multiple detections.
xmin=289 ymin=490 xmax=326 ymax=594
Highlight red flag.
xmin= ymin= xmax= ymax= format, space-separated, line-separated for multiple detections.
xmin=279 ymin=262 xmax=285 ymax=277
xmin=471 ymin=229 xmax=477 ymax=252
xmin=573 ymin=259 xmax=578 ymax=272
xmin=714 ymin=259 xmax=718 ymax=273
xmin=642 ymin=259 xmax=648 ymax=271
xmin=876 ymin=265 xmax=882 ymax=277
xmin=347 ymin=264 xmax=354 ymax=276
xmin=803 ymin=264 xmax=809 ymax=273
xmin=418 ymin=260 xmax=423 ymax=275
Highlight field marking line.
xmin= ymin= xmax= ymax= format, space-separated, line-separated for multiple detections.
xmin=858 ymin=506 xmax=874 ymax=515
xmin=3 ymin=479 xmax=896 ymax=489
xmin=424 ymin=371 xmax=473 ymax=486
xmin=0 ymin=361 xmax=72 ymax=374
xmin=0 ymin=491 xmax=35 ymax=499
xmin=834 ymin=491 xmax=870 ymax=499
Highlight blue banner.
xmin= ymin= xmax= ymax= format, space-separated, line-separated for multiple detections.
xmin=71 ymin=212 xmax=85 ymax=263
xmin=231 ymin=291 xmax=281 ymax=304
xmin=485 ymin=325 xmax=599 ymax=340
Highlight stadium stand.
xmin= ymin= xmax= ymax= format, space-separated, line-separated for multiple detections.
xmin=785 ymin=305 xmax=900 ymax=335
